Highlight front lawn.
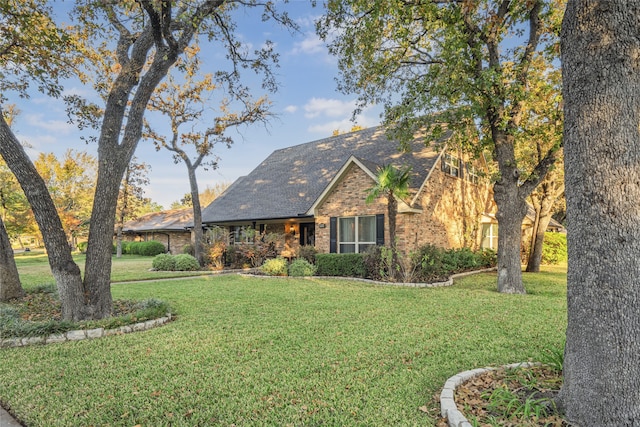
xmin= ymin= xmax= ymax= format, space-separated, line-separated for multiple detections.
xmin=0 ymin=268 xmax=567 ymax=426
xmin=14 ymin=252 xmax=211 ymax=289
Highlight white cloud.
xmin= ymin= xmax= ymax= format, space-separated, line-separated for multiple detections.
xmin=23 ymin=114 xmax=75 ymax=134
xmin=307 ymin=112 xmax=379 ymax=135
xmin=284 ymin=105 xmax=298 ymax=113
xmin=291 ymin=32 xmax=326 ymax=56
xmin=303 ymin=97 xmax=356 ymax=119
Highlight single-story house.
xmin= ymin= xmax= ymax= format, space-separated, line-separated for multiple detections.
xmin=119 ymin=208 xmax=193 ymax=254
xmin=201 ymin=125 xmax=497 ymax=256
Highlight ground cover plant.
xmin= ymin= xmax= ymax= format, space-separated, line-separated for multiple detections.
xmin=0 ymin=263 xmax=567 ymax=426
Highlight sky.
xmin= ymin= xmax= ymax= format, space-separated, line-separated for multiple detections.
xmin=9 ymin=2 xmax=383 ymax=210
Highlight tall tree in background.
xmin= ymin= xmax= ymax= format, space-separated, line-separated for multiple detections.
xmin=525 ymin=158 xmax=564 ymax=272
xmin=34 ymin=150 xmax=97 ymax=249
xmin=513 ymin=63 xmax=564 ymax=272
xmin=115 ymin=159 xmax=151 ymax=258
xmin=318 ymin=0 xmax=564 ymax=293
xmin=145 ymin=52 xmax=270 ymax=266
xmin=199 ymin=182 xmax=231 ymax=208
xmin=560 ymin=1 xmax=640 ymax=424
xmin=1 ymin=1 xmax=295 ymax=320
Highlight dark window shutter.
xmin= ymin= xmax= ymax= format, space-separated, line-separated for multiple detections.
xmin=376 ymin=214 xmax=385 ymax=246
xmin=329 ymin=217 xmax=337 ymax=253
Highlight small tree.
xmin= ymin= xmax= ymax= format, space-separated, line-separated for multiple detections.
xmin=145 ymin=54 xmax=270 ymax=266
xmin=365 ymin=164 xmax=411 ymax=280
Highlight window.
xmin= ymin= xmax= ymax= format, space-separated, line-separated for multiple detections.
xmin=231 ymin=226 xmax=256 ymax=244
xmin=442 ymin=153 xmax=460 ymax=177
xmin=465 ymin=162 xmax=479 ymax=184
xmin=338 ymin=215 xmax=377 ymax=253
xmin=481 ymin=223 xmax=498 ymax=250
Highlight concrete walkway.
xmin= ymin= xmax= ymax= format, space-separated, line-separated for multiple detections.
xmin=0 ymin=405 xmax=23 ymax=426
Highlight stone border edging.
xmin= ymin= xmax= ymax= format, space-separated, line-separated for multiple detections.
xmin=1 ymin=313 xmax=172 ymax=349
xmin=239 ymin=267 xmax=497 ymax=288
xmin=439 ymin=361 xmax=539 ymax=427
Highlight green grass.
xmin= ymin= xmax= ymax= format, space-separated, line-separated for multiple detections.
xmin=14 ymin=252 xmax=213 ymax=289
xmin=0 ymin=267 xmax=567 ymax=426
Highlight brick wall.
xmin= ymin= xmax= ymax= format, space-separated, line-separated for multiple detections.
xmin=314 ymin=159 xmax=495 ymax=254
xmin=315 ymin=164 xmax=388 ymax=252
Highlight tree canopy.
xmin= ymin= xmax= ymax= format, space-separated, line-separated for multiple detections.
xmin=0 ymin=0 xmax=298 ymax=320
xmin=318 ymin=0 xmax=565 ymax=293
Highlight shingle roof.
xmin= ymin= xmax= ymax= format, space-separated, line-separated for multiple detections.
xmin=202 ymin=126 xmax=445 ymax=224
xmin=122 ymin=208 xmax=192 ymax=232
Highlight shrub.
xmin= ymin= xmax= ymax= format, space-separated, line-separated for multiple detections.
xmin=152 ymin=254 xmax=175 ymax=271
xmin=225 ymin=245 xmax=250 ymax=269
xmin=261 ymin=257 xmax=288 ymax=276
xmin=207 ymin=241 xmax=227 ymax=270
xmin=126 ymin=241 xmax=166 ymax=256
xmin=289 ymin=258 xmax=317 ymax=277
xmin=542 ymin=232 xmax=567 ymax=265
xmin=77 ymin=241 xmax=88 ymax=253
xmin=174 ymin=254 xmax=200 ymax=271
xmin=139 ymin=241 xmax=166 ymax=256
xmin=182 ymin=243 xmax=194 ymax=256
xmin=296 ymin=245 xmax=318 ymax=264
xmin=412 ymin=244 xmax=495 ymax=283
xmin=315 ymin=253 xmax=366 ymax=278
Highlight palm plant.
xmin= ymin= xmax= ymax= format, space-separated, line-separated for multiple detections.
xmin=366 ymin=164 xmax=412 ymax=280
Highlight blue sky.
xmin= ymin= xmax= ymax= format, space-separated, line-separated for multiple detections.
xmin=9 ymin=2 xmax=383 ymax=209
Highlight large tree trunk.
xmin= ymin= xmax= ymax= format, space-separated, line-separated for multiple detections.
xmin=493 ymin=180 xmax=528 ymax=294
xmin=83 ymin=149 xmax=132 ymax=319
xmin=493 ymin=132 xmax=528 ymax=294
xmin=0 ymin=112 xmax=86 ymax=320
xmin=187 ymin=165 xmax=205 ymax=266
xmin=559 ymin=2 xmax=640 ymax=424
xmin=0 ymin=215 xmax=24 ymax=301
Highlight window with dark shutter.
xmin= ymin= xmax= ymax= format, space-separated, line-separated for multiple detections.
xmin=329 ymin=217 xmax=337 ymax=253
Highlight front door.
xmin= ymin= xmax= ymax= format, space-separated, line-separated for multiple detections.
xmin=299 ymin=222 xmax=315 ymax=246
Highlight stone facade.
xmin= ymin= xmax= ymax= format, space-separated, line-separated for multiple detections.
xmin=315 ymin=157 xmax=495 ymax=254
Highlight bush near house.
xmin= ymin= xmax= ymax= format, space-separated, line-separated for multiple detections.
xmin=315 ymin=253 xmax=367 ymax=278
xmin=122 ymin=240 xmax=166 ymax=256
xmin=261 ymin=257 xmax=288 ymax=276
xmin=174 ymin=254 xmax=200 ymax=271
xmin=288 ymin=258 xmax=317 ymax=277
xmin=542 ymin=232 xmax=567 ymax=265
xmin=152 ymin=253 xmax=200 ymax=271
xmin=152 ymin=254 xmax=176 ymax=271
xmin=296 ymin=245 xmax=317 ymax=264
xmin=182 ymin=243 xmax=194 ymax=256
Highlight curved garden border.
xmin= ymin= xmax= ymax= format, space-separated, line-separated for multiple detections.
xmin=241 ymin=267 xmax=497 ymax=288
xmin=0 ymin=313 xmax=172 ymax=349
xmin=439 ymin=361 xmax=539 ymax=427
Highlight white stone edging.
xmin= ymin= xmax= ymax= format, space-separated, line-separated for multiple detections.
xmin=1 ymin=313 xmax=172 ymax=349
xmin=241 ymin=267 xmax=497 ymax=288
xmin=439 ymin=362 xmax=539 ymax=427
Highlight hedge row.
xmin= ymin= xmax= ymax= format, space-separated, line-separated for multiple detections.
xmin=120 ymin=241 xmax=166 ymax=256
xmin=152 ymin=253 xmax=200 ymax=271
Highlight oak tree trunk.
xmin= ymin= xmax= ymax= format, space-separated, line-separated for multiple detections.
xmin=493 ymin=131 xmax=528 ymax=294
xmin=0 ymin=215 xmax=24 ymax=301
xmin=0 ymin=112 xmax=86 ymax=320
xmin=559 ymin=1 xmax=640 ymax=424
